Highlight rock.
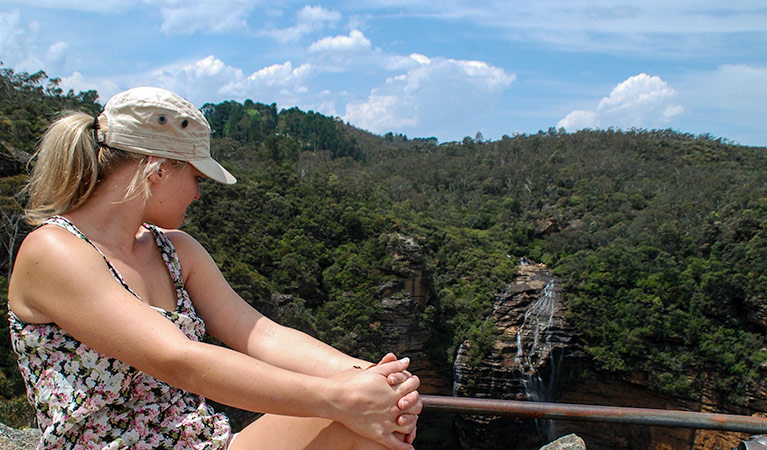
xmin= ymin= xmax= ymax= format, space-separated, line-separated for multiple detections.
xmin=744 ymin=296 xmax=767 ymax=332
xmin=0 ymin=140 xmax=31 ymax=177
xmin=554 ymin=375 xmax=751 ymax=450
xmin=453 ymin=264 xmax=580 ymax=401
xmin=0 ymin=423 xmax=40 ymax=450
xmin=452 ymin=262 xmax=583 ymax=449
xmin=379 ymin=233 xmax=451 ymax=394
xmin=534 ymin=219 xmax=561 ymax=236
xmin=540 ymin=434 xmax=586 ymax=450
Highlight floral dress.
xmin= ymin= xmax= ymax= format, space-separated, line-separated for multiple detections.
xmin=9 ymin=216 xmax=232 ymax=449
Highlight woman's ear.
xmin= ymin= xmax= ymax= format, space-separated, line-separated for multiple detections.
xmin=148 ymin=159 xmax=164 ymax=184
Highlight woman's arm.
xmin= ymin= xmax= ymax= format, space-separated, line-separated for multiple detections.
xmin=9 ymin=227 xmax=417 ymax=449
xmin=171 ymin=230 xmax=376 ymax=375
xmin=171 ymin=230 xmax=422 ymax=443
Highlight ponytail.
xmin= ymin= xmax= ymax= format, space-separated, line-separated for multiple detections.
xmin=23 ymin=112 xmax=100 ymax=225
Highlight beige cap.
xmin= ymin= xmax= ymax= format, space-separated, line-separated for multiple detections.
xmin=96 ymin=87 xmax=236 ymax=185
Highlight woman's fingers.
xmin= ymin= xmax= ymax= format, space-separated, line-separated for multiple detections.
xmin=378 ymin=352 xmax=398 ymax=365
xmin=392 ymin=429 xmax=417 ymax=447
xmin=397 ymin=388 xmax=422 ymax=412
xmin=366 ymin=353 xmax=421 ymax=448
xmin=397 ymin=413 xmax=418 ymax=426
xmin=376 ymin=354 xmax=413 ymax=387
xmin=368 ymin=357 xmax=411 ymax=378
xmin=405 ymin=427 xmax=417 ymax=445
xmin=387 ymin=371 xmax=409 ymax=385
xmin=382 ymin=432 xmax=414 ymax=450
xmin=395 ymin=413 xmax=418 ymax=440
xmin=392 ymin=374 xmax=419 ymax=397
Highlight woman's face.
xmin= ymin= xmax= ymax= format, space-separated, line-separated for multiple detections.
xmin=145 ymin=162 xmax=203 ymax=228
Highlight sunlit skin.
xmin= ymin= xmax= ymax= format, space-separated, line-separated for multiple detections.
xmin=144 ymin=163 xmax=204 ymax=229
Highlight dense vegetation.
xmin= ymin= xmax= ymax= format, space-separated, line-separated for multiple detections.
xmin=2 ymin=67 xmax=767 ymax=428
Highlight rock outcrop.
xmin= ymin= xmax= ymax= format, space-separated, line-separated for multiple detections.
xmin=452 ymin=262 xmax=581 ymax=449
xmin=380 ymin=233 xmax=451 ymax=394
xmin=0 ymin=140 xmax=30 ymax=177
xmin=540 ymin=434 xmax=587 ymax=450
xmin=0 ymin=423 xmax=39 ymax=450
xmin=551 ymin=374 xmax=756 ymax=450
xmin=447 ymin=259 xmax=766 ymax=450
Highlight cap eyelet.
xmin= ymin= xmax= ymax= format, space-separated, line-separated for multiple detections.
xmin=181 ymin=119 xmax=189 ymax=128
xmin=157 ymin=115 xmax=167 ymax=124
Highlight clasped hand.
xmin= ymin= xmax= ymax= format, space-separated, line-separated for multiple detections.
xmin=334 ymin=353 xmax=422 ymax=449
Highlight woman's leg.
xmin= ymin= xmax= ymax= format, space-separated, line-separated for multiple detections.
xmin=228 ymin=414 xmax=390 ymax=450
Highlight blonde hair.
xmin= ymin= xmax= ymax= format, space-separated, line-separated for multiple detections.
xmin=23 ymin=112 xmax=169 ymax=225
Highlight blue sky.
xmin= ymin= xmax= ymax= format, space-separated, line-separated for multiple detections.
xmin=1 ymin=1 xmax=766 ymax=146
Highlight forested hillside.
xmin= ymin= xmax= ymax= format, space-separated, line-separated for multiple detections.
xmin=3 ymin=67 xmax=767 ymax=428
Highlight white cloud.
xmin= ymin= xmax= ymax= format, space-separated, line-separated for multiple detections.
xmin=2 ymin=1 xmax=255 ymax=35
xmin=261 ymin=5 xmax=341 ymax=43
xmin=350 ymin=2 xmax=767 ymax=58
xmin=344 ymin=55 xmax=515 ymax=138
xmin=298 ymin=5 xmax=341 ymax=25
xmin=308 ymin=30 xmax=372 ymax=54
xmin=679 ymin=64 xmax=767 ymax=115
xmin=673 ymin=64 xmax=767 ymax=145
xmin=558 ymin=73 xmax=683 ymax=131
xmin=382 ymin=53 xmax=430 ymax=71
xmin=0 ymin=10 xmax=78 ymax=75
xmin=63 ymin=54 xmax=315 ymax=111
xmin=0 ymin=9 xmax=44 ymax=72
xmin=59 ymin=71 xmax=120 ymax=101
xmin=44 ymin=42 xmax=70 ymax=73
xmin=346 ymin=93 xmax=418 ymax=131
xmin=145 ymin=56 xmax=245 ymax=105
xmin=159 ymin=0 xmax=257 ymax=34
xmin=1 ymin=0 xmax=136 ymax=13
xmin=220 ymin=60 xmax=314 ymax=107
xmin=409 ymin=53 xmax=431 ymax=65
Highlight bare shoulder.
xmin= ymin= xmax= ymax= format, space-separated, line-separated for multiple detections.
xmin=160 ymin=228 xmax=202 ymax=250
xmin=13 ymin=224 xmax=101 ymax=275
xmin=159 ymin=228 xmax=209 ymax=261
xmin=156 ymin=228 xmax=214 ymax=281
xmin=8 ymin=225 xmax=107 ymax=322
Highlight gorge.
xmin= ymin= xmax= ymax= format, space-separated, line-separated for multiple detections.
xmin=415 ymin=257 xmax=767 ymax=450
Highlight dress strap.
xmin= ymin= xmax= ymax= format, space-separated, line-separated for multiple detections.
xmin=41 ymin=216 xmax=141 ymax=300
xmin=142 ymin=223 xmax=185 ymax=291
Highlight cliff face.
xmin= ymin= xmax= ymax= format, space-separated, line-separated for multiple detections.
xmin=452 ymin=262 xmax=581 ymax=450
xmin=447 ymin=260 xmax=767 ymax=450
xmin=0 ymin=140 xmax=29 ymax=177
xmin=380 ymin=233 xmax=452 ymax=394
xmin=554 ymin=375 xmax=754 ymax=450
xmin=453 ymin=263 xmax=579 ymax=401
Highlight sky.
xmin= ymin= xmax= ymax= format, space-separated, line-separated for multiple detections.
xmin=1 ymin=1 xmax=766 ymax=146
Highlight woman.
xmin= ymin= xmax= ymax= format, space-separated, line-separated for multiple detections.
xmin=7 ymin=87 xmax=421 ymax=449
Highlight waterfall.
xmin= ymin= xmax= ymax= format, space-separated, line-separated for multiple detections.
xmin=451 ymin=262 xmax=571 ymax=448
xmin=452 ymin=340 xmax=467 ymax=397
xmin=514 ymin=280 xmax=556 ymax=374
xmin=514 ymin=278 xmax=559 ymax=439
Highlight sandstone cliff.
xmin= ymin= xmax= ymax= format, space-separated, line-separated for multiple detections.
xmin=380 ymin=232 xmax=451 ymax=394
xmin=452 ymin=262 xmax=581 ymax=449
xmin=448 ymin=259 xmax=767 ymax=450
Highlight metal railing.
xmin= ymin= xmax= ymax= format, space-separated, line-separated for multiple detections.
xmin=422 ymin=395 xmax=767 ymax=434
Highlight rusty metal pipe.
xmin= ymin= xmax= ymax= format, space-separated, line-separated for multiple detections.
xmin=422 ymin=395 xmax=767 ymax=434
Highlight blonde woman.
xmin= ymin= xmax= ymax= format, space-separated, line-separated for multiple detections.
xmin=8 ymin=87 xmax=421 ymax=449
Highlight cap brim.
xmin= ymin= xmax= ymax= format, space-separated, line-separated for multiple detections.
xmin=189 ymin=158 xmax=237 ymax=185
